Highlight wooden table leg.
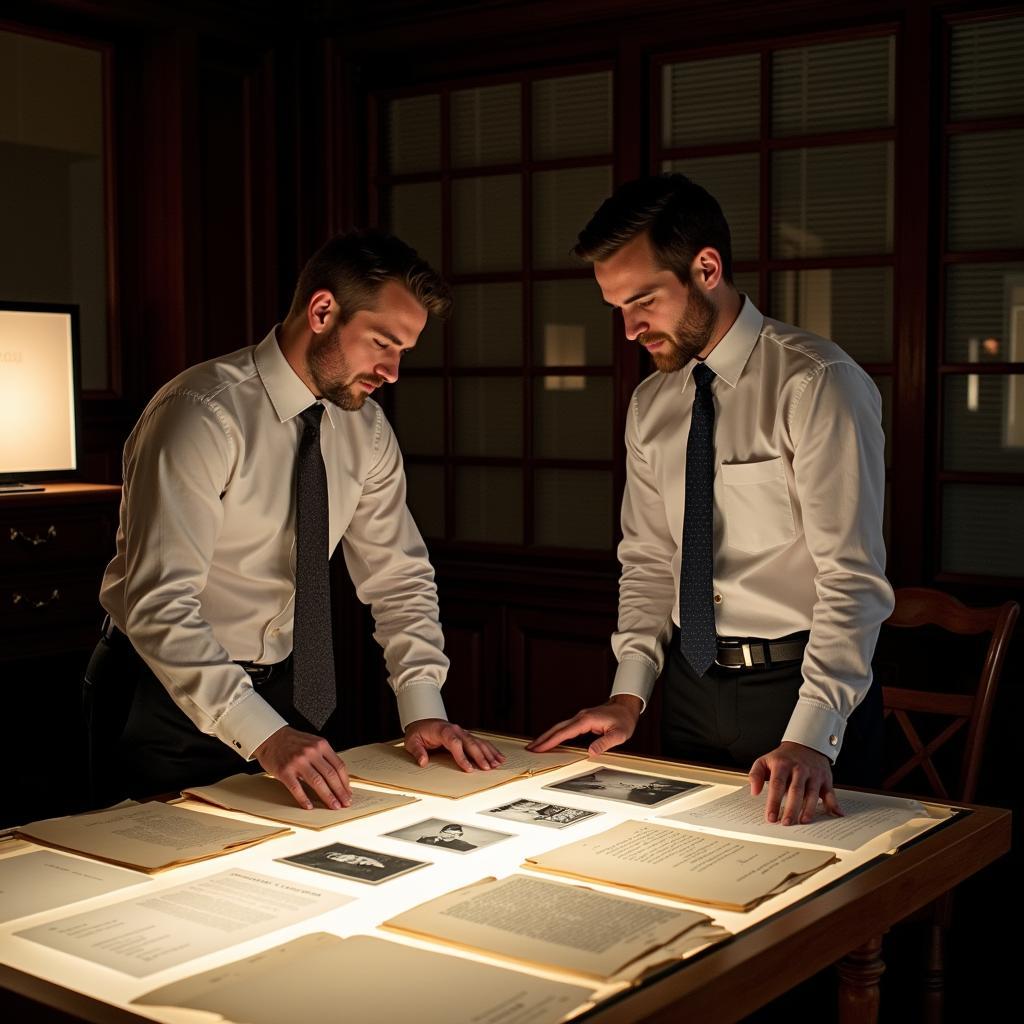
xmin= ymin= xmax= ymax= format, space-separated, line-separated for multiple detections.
xmin=837 ymin=934 xmax=886 ymax=1024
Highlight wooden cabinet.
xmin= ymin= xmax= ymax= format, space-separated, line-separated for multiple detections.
xmin=1 ymin=484 xmax=121 ymax=828
xmin=0 ymin=484 xmax=121 ymax=660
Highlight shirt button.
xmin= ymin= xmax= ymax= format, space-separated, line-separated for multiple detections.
xmin=829 ymin=734 xmax=838 ymax=747
xmin=713 ymin=593 xmax=722 ymax=604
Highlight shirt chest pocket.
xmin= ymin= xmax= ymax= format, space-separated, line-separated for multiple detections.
xmin=719 ymin=457 xmax=796 ymax=553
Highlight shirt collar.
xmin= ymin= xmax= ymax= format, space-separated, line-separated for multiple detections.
xmin=680 ymin=294 xmax=764 ymax=391
xmin=254 ymin=328 xmax=339 ymax=429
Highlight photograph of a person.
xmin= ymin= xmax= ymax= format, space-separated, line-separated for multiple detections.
xmin=383 ymin=818 xmax=512 ymax=853
xmin=276 ymin=842 xmax=427 ymax=884
xmin=482 ymin=799 xmax=601 ymax=829
xmin=544 ymin=769 xmax=704 ymax=807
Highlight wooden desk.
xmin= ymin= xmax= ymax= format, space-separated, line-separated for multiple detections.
xmin=0 ymin=754 xmax=1011 ymax=1024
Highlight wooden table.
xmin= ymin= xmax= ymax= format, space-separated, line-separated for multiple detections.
xmin=0 ymin=758 xmax=1011 ymax=1024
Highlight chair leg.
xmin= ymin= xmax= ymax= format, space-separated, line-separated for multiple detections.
xmin=837 ymin=934 xmax=885 ymax=1024
xmin=922 ymin=922 xmax=945 ymax=1024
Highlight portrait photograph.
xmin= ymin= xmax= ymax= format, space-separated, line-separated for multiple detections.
xmin=276 ymin=842 xmax=427 ymax=884
xmin=482 ymin=798 xmax=602 ymax=829
xmin=382 ymin=818 xmax=512 ymax=854
xmin=543 ymin=769 xmax=705 ymax=807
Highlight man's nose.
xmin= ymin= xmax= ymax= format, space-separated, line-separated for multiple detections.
xmin=623 ymin=310 xmax=648 ymax=341
xmin=375 ymin=357 xmax=399 ymax=384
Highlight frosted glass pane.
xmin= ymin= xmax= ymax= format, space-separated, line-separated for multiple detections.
xmin=410 ymin=314 xmax=443 ymax=369
xmin=386 ymin=94 xmax=440 ymax=173
xmin=532 ymin=71 xmax=612 ymax=161
xmin=454 ymin=377 xmax=522 ymax=456
xmin=663 ymin=153 xmax=759 ymax=261
xmin=534 ymin=469 xmax=614 ymax=550
xmin=392 ymin=377 xmax=444 ymax=456
xmin=945 ymin=262 xmax=1024 ymax=363
xmin=943 ymin=375 xmax=1024 ymax=473
xmin=948 ymin=130 xmax=1024 ymax=252
xmin=772 ymin=142 xmax=893 ymax=257
xmin=661 ymin=55 xmax=759 ymax=147
xmin=452 ymin=283 xmax=522 ymax=366
xmin=404 ymin=463 xmax=445 ymax=539
xmin=533 ymin=376 xmax=613 ymax=460
xmin=452 ymin=175 xmax=521 ymax=273
xmin=773 ymin=37 xmax=895 ymax=136
xmin=770 ymin=268 xmax=893 ymax=363
xmin=942 ymin=484 xmax=1024 ymax=577
xmin=533 ymin=165 xmax=613 ymax=269
xmin=533 ymin=279 xmax=612 ymax=366
xmin=455 ymin=467 xmax=522 ymax=543
xmin=951 ymin=17 xmax=1024 ymax=121
xmin=451 ymin=83 xmax=521 ymax=168
xmin=734 ymin=271 xmax=759 ymax=306
xmin=388 ymin=182 xmax=442 ymax=271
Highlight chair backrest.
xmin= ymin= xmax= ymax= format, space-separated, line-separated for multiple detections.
xmin=876 ymin=587 xmax=1019 ymax=803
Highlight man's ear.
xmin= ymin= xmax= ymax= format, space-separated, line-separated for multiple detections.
xmin=307 ymin=289 xmax=337 ymax=335
xmin=691 ymin=247 xmax=724 ymax=292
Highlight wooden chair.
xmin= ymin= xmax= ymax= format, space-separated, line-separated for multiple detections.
xmin=874 ymin=586 xmax=1019 ymax=1021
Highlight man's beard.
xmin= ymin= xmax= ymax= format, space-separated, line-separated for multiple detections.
xmin=640 ymin=282 xmax=717 ymax=373
xmin=308 ymin=326 xmax=382 ymax=410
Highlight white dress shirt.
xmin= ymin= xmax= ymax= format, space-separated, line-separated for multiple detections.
xmin=609 ymin=297 xmax=894 ymax=760
xmin=100 ymin=330 xmax=448 ymax=759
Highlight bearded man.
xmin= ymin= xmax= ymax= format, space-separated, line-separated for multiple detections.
xmin=84 ymin=229 xmax=503 ymax=809
xmin=530 ymin=175 xmax=893 ymax=827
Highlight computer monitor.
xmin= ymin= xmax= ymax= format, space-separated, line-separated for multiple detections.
xmin=0 ymin=301 xmax=82 ymax=493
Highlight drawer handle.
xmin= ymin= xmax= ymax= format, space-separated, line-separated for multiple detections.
xmin=12 ymin=588 xmax=61 ymax=609
xmin=9 ymin=525 xmax=58 ymax=547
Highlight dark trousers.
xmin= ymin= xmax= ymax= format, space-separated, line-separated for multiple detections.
xmin=662 ymin=631 xmax=883 ymax=788
xmin=82 ymin=631 xmax=309 ymax=806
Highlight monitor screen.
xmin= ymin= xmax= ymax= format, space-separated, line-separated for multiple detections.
xmin=0 ymin=302 xmax=81 ymax=491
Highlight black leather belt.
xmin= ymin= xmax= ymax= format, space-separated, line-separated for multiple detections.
xmin=101 ymin=618 xmax=290 ymax=686
xmin=714 ymin=632 xmax=809 ymax=670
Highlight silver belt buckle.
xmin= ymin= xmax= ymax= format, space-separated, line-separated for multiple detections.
xmin=741 ymin=642 xmax=754 ymax=668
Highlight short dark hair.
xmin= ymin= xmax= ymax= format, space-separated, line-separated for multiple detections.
xmin=288 ymin=228 xmax=452 ymax=322
xmin=573 ymin=173 xmax=734 ymax=284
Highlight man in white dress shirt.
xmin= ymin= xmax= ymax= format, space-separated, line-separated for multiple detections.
xmin=84 ymin=230 xmax=503 ymax=810
xmin=530 ymin=175 xmax=894 ymax=826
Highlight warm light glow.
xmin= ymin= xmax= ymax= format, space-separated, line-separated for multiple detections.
xmin=543 ymin=324 xmax=586 ymax=391
xmin=0 ymin=309 xmax=77 ymax=474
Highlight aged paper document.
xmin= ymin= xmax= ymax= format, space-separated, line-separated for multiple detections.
xmin=663 ymin=787 xmax=951 ymax=850
xmin=137 ymin=932 xmax=594 ymax=1023
xmin=0 ymin=850 xmax=150 ymax=924
xmin=16 ymin=869 xmax=351 ymax=977
xmin=341 ymin=737 xmax=587 ymax=798
xmin=16 ymin=802 xmax=288 ymax=872
xmin=182 ymin=774 xmax=417 ymax=829
xmin=524 ymin=820 xmax=836 ymax=911
xmin=384 ymin=874 xmax=720 ymax=980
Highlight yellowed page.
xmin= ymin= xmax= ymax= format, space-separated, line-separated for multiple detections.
xmin=341 ymin=738 xmax=586 ymax=798
xmin=384 ymin=874 xmax=715 ymax=980
xmin=16 ymin=801 xmax=288 ymax=873
xmin=183 ymin=774 xmax=418 ymax=829
xmin=524 ymin=820 xmax=836 ymax=912
xmin=137 ymin=932 xmax=596 ymax=1024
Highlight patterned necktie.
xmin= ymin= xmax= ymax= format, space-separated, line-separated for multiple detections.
xmin=291 ymin=403 xmax=337 ymax=730
xmin=679 ymin=363 xmax=718 ymax=676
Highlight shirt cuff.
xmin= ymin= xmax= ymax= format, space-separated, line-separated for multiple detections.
xmin=782 ymin=699 xmax=847 ymax=762
xmin=215 ymin=688 xmax=290 ymax=761
xmin=396 ymin=682 xmax=448 ymax=730
xmin=610 ymin=656 xmax=658 ymax=712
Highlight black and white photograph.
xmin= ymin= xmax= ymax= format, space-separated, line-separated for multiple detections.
xmin=543 ymin=769 xmax=705 ymax=807
xmin=482 ymin=799 xmax=602 ymax=829
xmin=276 ymin=843 xmax=427 ymax=885
xmin=382 ymin=818 xmax=512 ymax=854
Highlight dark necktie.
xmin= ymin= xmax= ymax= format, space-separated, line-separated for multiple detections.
xmin=292 ymin=403 xmax=336 ymax=730
xmin=679 ymin=363 xmax=718 ymax=677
